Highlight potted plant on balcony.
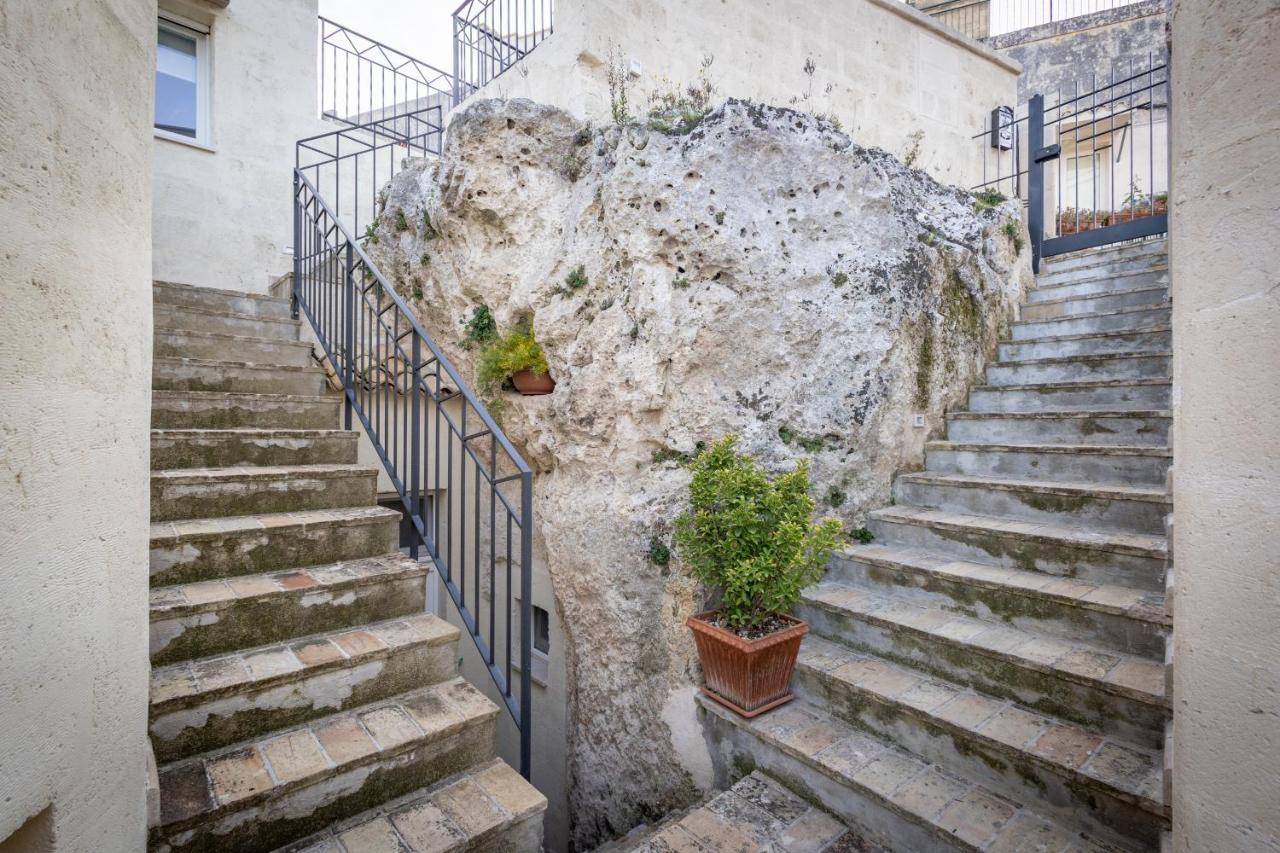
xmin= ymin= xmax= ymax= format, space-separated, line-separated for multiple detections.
xmin=477 ymin=319 xmax=555 ymax=395
xmin=675 ymin=435 xmax=842 ymax=717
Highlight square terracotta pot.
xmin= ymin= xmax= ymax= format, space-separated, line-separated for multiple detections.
xmin=687 ymin=610 xmax=808 ymax=717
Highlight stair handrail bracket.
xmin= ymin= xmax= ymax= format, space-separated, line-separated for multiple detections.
xmin=292 ymin=105 xmax=535 ymax=778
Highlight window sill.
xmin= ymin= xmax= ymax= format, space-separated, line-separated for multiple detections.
xmin=155 ymin=129 xmax=216 ymax=153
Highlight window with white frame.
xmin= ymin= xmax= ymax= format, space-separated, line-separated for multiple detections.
xmin=155 ymin=16 xmax=210 ymax=145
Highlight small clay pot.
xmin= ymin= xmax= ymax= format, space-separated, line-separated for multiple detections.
xmin=687 ymin=610 xmax=808 ymax=717
xmin=511 ymin=370 xmax=555 ymax=395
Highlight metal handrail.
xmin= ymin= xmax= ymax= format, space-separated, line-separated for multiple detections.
xmin=319 ymin=16 xmax=456 ymax=125
xmin=451 ymin=0 xmax=555 ymax=103
xmin=292 ymin=105 xmax=534 ymax=777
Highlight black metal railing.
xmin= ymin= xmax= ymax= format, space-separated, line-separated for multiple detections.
xmin=319 ymin=16 xmax=455 ymax=127
xmin=293 ymin=107 xmax=535 ymax=777
xmin=910 ymin=0 xmax=1148 ymax=40
xmin=972 ymin=56 xmax=1167 ymax=270
xmin=452 ymin=0 xmax=555 ymax=103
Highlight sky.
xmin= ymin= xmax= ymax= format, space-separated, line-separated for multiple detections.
xmin=318 ymin=0 xmax=458 ymax=72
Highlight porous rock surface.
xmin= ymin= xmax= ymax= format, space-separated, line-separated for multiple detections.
xmin=369 ymin=97 xmax=1031 ymax=848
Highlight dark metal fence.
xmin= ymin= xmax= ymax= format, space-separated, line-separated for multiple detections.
xmin=452 ymin=0 xmax=555 ymax=102
xmin=293 ymin=107 xmax=535 ymax=778
xmin=910 ymin=0 xmax=1147 ymax=40
xmin=319 ymin=16 xmax=455 ymax=126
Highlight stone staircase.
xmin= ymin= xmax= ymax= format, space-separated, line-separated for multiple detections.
xmin=698 ymin=239 xmax=1172 ymax=851
xmin=147 ymin=281 xmax=545 ymax=853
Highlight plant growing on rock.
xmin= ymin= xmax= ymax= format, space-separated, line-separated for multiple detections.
xmin=555 ymin=264 xmax=589 ymax=297
xmin=476 ymin=319 xmax=553 ymax=395
xmin=972 ymin=188 xmax=1007 ymax=210
xmin=606 ymin=46 xmax=634 ymax=125
xmin=462 ymin=304 xmax=497 ymax=349
xmin=646 ymin=55 xmax=716 ymax=135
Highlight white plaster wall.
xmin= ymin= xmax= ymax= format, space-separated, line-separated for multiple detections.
xmin=460 ymin=0 xmax=1019 ymax=188
xmin=153 ymin=0 xmax=329 ymax=293
xmin=0 ymin=1 xmax=155 ymax=850
xmin=1169 ymin=0 xmax=1280 ymax=850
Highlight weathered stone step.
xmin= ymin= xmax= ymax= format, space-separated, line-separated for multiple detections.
xmin=924 ymin=441 xmax=1171 ymax=486
xmin=893 ymin=473 xmax=1171 ymax=535
xmin=968 ymin=378 xmax=1171 ymax=412
xmin=279 ymin=758 xmax=546 ymax=853
xmin=698 ymin=696 xmax=1132 ymax=852
xmin=999 ymin=328 xmax=1171 ymax=361
xmin=985 ymin=353 xmax=1171 ymax=386
xmin=151 ymin=506 xmax=401 ymax=587
xmin=150 ymin=678 xmax=499 ymax=853
xmin=151 ymin=464 xmax=378 ymax=522
xmin=1020 ymin=286 xmax=1168 ymax=321
xmin=155 ymin=328 xmax=315 ymax=368
xmin=825 ymin=544 xmax=1168 ymax=658
xmin=153 ymin=357 xmax=328 ymax=396
xmin=153 ymin=390 xmax=341 ymax=430
xmin=797 ymin=582 xmax=1168 ymax=747
xmin=1027 ymin=267 xmax=1168 ymax=302
xmin=866 ymin=505 xmax=1167 ymax=592
xmin=1041 ymin=240 xmax=1166 ymax=276
xmin=151 ymin=613 xmax=460 ymax=763
xmin=1009 ymin=305 xmax=1170 ymax=340
xmin=150 ymin=553 xmax=429 ymax=665
xmin=945 ymin=410 xmax=1171 ymax=447
xmin=156 ymin=301 xmax=302 ymax=340
xmin=794 ymin=636 xmax=1166 ymax=846
xmin=151 ymin=429 xmax=358 ymax=470
xmin=154 ymin=280 xmax=294 ymax=319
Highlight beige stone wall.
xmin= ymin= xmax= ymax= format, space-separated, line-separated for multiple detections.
xmin=462 ymin=0 xmax=1019 ymax=188
xmin=153 ymin=0 xmax=328 ymax=293
xmin=0 ymin=1 xmax=156 ymax=850
xmin=1169 ymin=1 xmax=1280 ymax=850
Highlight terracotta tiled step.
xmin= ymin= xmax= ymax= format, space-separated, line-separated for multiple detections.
xmin=281 ymin=759 xmax=547 ymax=853
xmin=151 ymin=507 xmax=401 ymax=587
xmin=795 ymin=636 xmax=1166 ymax=846
xmin=797 ymin=582 xmax=1168 ymax=747
xmin=945 ymin=410 xmax=1171 ymax=447
xmin=1019 ymin=286 xmax=1168 ymax=322
xmin=149 ymin=554 xmax=430 ymax=665
xmin=1027 ymin=268 xmax=1168 ymax=302
xmin=154 ymin=329 xmax=315 ymax=368
xmin=825 ymin=544 xmax=1168 ymax=658
xmin=867 ymin=505 xmax=1168 ymax=592
xmin=924 ymin=441 xmax=1171 ymax=487
xmin=153 ymin=357 xmax=328 ymax=396
xmin=698 ymin=696 xmax=1129 ymax=852
xmin=967 ymin=378 xmax=1171 ymax=413
xmin=156 ymin=301 xmax=302 ymax=339
xmin=150 ymin=678 xmax=500 ymax=853
xmin=150 ymin=613 xmax=460 ymax=763
xmin=1008 ymin=305 xmax=1171 ymax=341
xmin=984 ymin=352 xmax=1171 ymax=386
xmin=998 ymin=328 xmax=1171 ymax=362
xmin=892 ymin=473 xmax=1171 ymax=535
xmin=154 ymin=280 xmax=294 ymax=319
xmin=152 ymin=390 xmax=341 ymax=430
xmin=151 ymin=430 xmax=358 ymax=470
xmin=150 ymin=464 xmax=379 ymax=522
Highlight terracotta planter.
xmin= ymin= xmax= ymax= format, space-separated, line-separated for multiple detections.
xmin=511 ymin=370 xmax=555 ymax=395
xmin=687 ymin=610 xmax=808 ymax=717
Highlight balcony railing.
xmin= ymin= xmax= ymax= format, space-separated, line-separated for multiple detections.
xmin=908 ymin=0 xmax=1148 ymax=40
xmin=452 ymin=0 xmax=555 ymax=103
xmin=319 ymin=16 xmax=455 ymax=127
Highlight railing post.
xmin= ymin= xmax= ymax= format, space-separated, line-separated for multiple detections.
xmin=1027 ymin=93 xmax=1045 ymax=274
xmin=343 ymin=242 xmax=355 ymax=430
xmin=519 ymin=471 xmax=533 ymax=780
xmin=409 ymin=332 xmax=422 ymax=561
xmin=452 ymin=13 xmax=461 ymax=108
xmin=291 ymin=172 xmax=301 ymax=320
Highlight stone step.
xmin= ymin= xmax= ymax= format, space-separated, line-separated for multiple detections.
xmin=985 ymin=353 xmax=1171 ymax=386
xmin=152 ymin=429 xmax=359 ymax=470
xmin=280 ymin=758 xmax=546 ymax=853
xmin=824 ymin=544 xmax=1168 ymax=658
xmin=153 ymin=357 xmax=329 ymax=396
xmin=698 ymin=696 xmax=1132 ymax=852
xmin=893 ymin=473 xmax=1171 ymax=535
xmin=151 ymin=614 xmax=460 ymax=763
xmin=150 ymin=678 xmax=499 ymax=853
xmin=156 ymin=301 xmax=302 ymax=340
xmin=794 ymin=636 xmax=1166 ymax=846
xmin=924 ymin=441 xmax=1171 ymax=487
xmin=152 ymin=391 xmax=341 ymax=430
xmin=149 ymin=553 xmax=429 ymax=665
xmin=1019 ymin=286 xmax=1168 ymax=321
xmin=1009 ymin=305 xmax=1170 ymax=341
xmin=968 ymin=378 xmax=1171 ymax=413
xmin=1041 ymin=241 xmax=1166 ymax=276
xmin=797 ymin=582 xmax=1168 ymax=747
xmin=151 ymin=506 xmax=401 ymax=587
xmin=154 ymin=280 xmax=294 ymax=319
xmin=866 ymin=505 xmax=1167 ymax=592
xmin=945 ymin=410 xmax=1171 ymax=447
xmin=151 ymin=464 xmax=378 ymax=522
xmin=999 ymin=328 xmax=1171 ymax=361
xmin=155 ymin=328 xmax=315 ymax=368
xmin=1027 ymin=267 xmax=1168 ymax=303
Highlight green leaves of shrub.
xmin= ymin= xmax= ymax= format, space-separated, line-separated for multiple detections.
xmin=674 ymin=435 xmax=843 ymax=633
xmin=476 ymin=319 xmax=549 ymax=391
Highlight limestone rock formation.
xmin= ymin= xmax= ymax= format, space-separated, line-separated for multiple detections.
xmin=368 ymin=97 xmax=1031 ymax=848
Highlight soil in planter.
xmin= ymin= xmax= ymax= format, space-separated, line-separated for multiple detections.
xmin=703 ymin=612 xmax=794 ymax=641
